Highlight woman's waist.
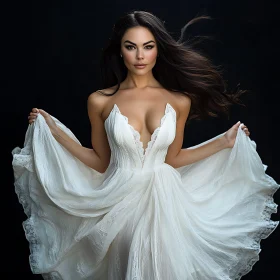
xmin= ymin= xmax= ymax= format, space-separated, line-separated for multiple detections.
xmin=107 ymin=160 xmax=172 ymax=174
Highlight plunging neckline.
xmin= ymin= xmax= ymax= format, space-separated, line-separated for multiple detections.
xmin=105 ymin=102 xmax=176 ymax=164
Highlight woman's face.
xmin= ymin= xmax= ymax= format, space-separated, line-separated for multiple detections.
xmin=120 ymin=26 xmax=158 ymax=75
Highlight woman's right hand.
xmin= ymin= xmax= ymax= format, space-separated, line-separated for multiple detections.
xmin=28 ymin=108 xmax=58 ymax=134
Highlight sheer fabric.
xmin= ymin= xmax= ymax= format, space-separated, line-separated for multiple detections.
xmin=12 ymin=103 xmax=279 ymax=279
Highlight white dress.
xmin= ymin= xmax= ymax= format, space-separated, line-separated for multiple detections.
xmin=12 ymin=102 xmax=279 ymax=280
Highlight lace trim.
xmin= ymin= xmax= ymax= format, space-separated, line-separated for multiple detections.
xmin=132 ymin=250 xmax=140 ymax=280
xmin=115 ymin=248 xmax=121 ymax=273
xmin=12 ymin=146 xmax=34 ymax=174
xmin=228 ymin=175 xmax=279 ymax=280
xmin=12 ymin=145 xmax=36 ymax=217
xmin=114 ymin=103 xmax=176 ymax=164
xmin=23 ymin=216 xmax=41 ymax=273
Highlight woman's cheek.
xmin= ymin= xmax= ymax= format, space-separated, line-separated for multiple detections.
xmin=124 ymin=53 xmax=135 ymax=65
xmin=148 ymin=50 xmax=158 ymax=62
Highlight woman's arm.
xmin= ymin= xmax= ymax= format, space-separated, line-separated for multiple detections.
xmin=165 ymin=96 xmax=249 ymax=168
xmin=169 ymin=135 xmax=228 ymax=168
xmin=51 ymin=127 xmax=106 ymax=172
xmin=52 ymin=93 xmax=111 ymax=173
xmin=31 ymin=92 xmax=110 ymax=173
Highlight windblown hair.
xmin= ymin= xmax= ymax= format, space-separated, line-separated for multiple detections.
xmin=99 ymin=10 xmax=246 ymax=121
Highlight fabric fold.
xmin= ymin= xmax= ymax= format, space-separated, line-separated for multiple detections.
xmin=12 ymin=113 xmax=279 ymax=279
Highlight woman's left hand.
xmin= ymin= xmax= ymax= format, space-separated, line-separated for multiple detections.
xmin=223 ymin=121 xmax=250 ymax=148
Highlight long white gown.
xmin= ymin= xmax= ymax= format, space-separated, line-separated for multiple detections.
xmin=12 ymin=102 xmax=279 ymax=280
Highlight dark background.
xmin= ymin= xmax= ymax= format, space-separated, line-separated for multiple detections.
xmin=3 ymin=0 xmax=280 ymax=278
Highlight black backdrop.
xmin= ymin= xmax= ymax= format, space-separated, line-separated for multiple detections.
xmin=3 ymin=0 xmax=280 ymax=278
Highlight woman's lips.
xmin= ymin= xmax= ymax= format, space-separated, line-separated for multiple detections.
xmin=134 ymin=64 xmax=146 ymax=69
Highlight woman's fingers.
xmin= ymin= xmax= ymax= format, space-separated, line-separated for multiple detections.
xmin=27 ymin=108 xmax=57 ymax=132
xmin=38 ymin=109 xmax=49 ymax=117
xmin=240 ymin=123 xmax=250 ymax=136
xmin=28 ymin=115 xmax=37 ymax=124
xmin=28 ymin=108 xmax=40 ymax=124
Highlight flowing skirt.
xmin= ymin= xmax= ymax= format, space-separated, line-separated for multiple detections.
xmin=12 ymin=114 xmax=279 ymax=279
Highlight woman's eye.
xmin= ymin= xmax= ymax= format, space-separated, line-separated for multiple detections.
xmin=125 ymin=45 xmax=135 ymax=50
xmin=145 ymin=45 xmax=154 ymax=49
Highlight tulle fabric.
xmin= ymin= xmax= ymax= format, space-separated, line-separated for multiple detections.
xmin=12 ymin=107 xmax=279 ymax=279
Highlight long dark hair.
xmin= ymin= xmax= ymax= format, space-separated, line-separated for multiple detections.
xmin=99 ymin=10 xmax=246 ymax=121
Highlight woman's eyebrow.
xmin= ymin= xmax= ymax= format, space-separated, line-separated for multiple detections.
xmin=123 ymin=40 xmax=155 ymax=46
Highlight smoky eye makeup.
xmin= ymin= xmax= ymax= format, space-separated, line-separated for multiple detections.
xmin=124 ymin=44 xmax=155 ymax=50
xmin=124 ymin=45 xmax=134 ymax=50
xmin=145 ymin=45 xmax=155 ymax=49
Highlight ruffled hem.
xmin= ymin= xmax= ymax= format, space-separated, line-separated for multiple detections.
xmin=12 ymin=146 xmax=52 ymax=275
xmin=14 ymin=146 xmax=279 ymax=279
xmin=229 ymin=175 xmax=279 ymax=279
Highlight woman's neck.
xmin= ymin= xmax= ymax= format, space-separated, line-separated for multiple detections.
xmin=121 ymin=72 xmax=161 ymax=89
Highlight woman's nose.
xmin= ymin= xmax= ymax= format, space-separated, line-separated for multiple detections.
xmin=136 ymin=50 xmax=144 ymax=59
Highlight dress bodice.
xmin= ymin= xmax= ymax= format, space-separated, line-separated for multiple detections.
xmin=104 ymin=103 xmax=177 ymax=170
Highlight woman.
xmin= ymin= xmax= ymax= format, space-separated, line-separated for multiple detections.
xmin=13 ymin=10 xmax=279 ymax=279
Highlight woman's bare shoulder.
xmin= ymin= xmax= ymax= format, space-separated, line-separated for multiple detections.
xmin=88 ymin=86 xmax=118 ymax=114
xmin=166 ymin=89 xmax=191 ymax=117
